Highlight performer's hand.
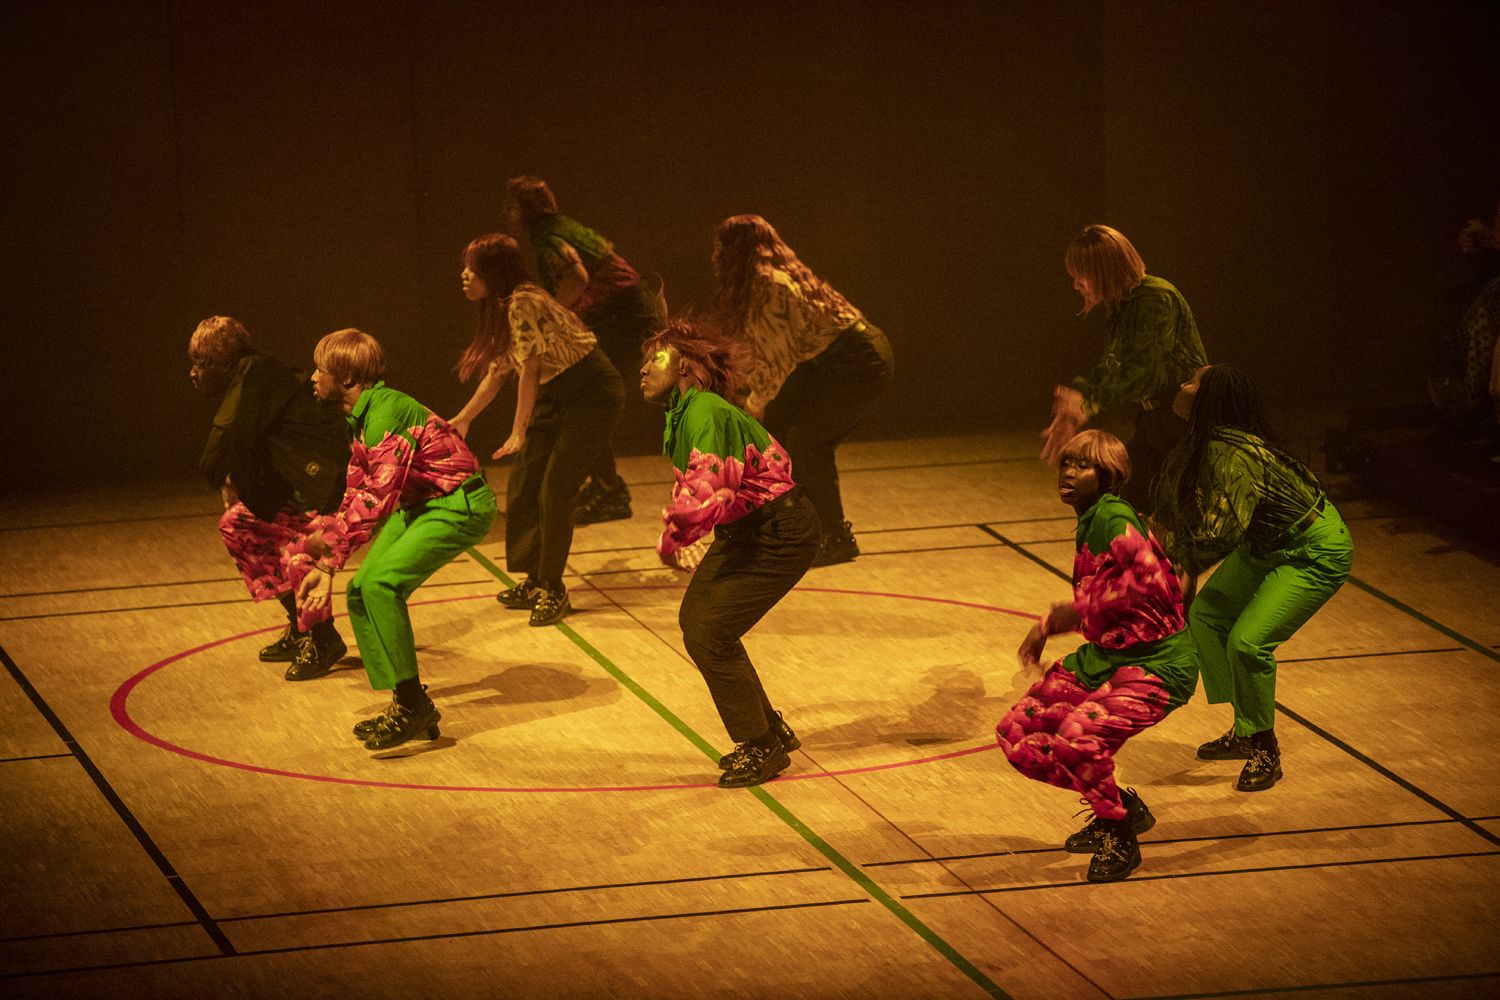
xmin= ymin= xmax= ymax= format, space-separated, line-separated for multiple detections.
xmin=297 ymin=567 xmax=334 ymax=613
xmin=219 ymin=477 xmax=239 ymax=511
xmin=1017 ymin=622 xmax=1047 ymax=671
xmin=493 ymin=431 xmax=525 ymax=460
xmin=663 ymin=537 xmax=709 ymax=573
xmin=1040 ymin=387 xmax=1087 ymax=464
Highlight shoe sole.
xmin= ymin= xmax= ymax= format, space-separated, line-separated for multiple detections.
xmin=1236 ymin=766 xmax=1283 ymax=792
xmin=1197 ymin=747 xmax=1253 ymax=761
xmin=717 ymin=753 xmax=791 ymax=788
xmin=1086 ymin=851 xmax=1142 ymax=882
xmin=529 ymin=602 xmax=571 ymax=627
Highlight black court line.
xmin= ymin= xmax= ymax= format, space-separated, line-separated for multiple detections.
xmin=0 ymin=896 xmax=871 ymax=981
xmin=0 ymin=509 xmax=221 ymax=533
xmin=900 ymin=848 xmax=1500 ymax=900
xmin=0 ymin=864 xmax=833 ymax=945
xmin=0 ymin=644 xmax=236 ymax=956
xmin=979 ymin=524 xmax=1073 ymax=580
xmin=0 ymin=575 xmax=499 ymax=623
xmin=1275 ymin=702 xmax=1500 ymax=847
xmin=0 ymin=751 xmax=74 ymax=764
xmin=863 ymin=814 xmax=1486 ymax=868
xmin=1124 ymin=969 xmax=1500 ymax=1000
xmin=3 ymin=576 xmax=236 ymax=599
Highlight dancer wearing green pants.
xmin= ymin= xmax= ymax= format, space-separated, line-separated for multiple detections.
xmin=295 ymin=328 xmax=497 ymax=751
xmin=1156 ymin=365 xmax=1353 ymax=792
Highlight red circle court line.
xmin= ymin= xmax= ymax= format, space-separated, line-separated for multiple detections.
xmin=113 ymin=587 xmax=1029 ymax=793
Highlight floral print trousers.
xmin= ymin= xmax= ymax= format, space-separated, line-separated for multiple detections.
xmin=996 ymin=662 xmax=1173 ymax=820
xmin=219 ymin=503 xmax=329 ymax=629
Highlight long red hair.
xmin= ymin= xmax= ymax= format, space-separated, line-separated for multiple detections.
xmin=456 ymin=233 xmax=532 ymax=383
xmin=711 ymin=214 xmax=858 ymax=339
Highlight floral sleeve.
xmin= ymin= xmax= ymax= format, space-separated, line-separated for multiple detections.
xmin=657 ymin=446 xmax=747 ymax=558
xmin=1072 ymin=521 xmax=1186 ymax=648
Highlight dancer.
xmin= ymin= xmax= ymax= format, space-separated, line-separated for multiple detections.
xmin=499 ymin=175 xmax=664 ymax=524
xmin=450 ymin=233 xmax=624 ymax=625
xmin=711 ymin=214 xmax=893 ymax=566
xmin=294 ymin=329 xmax=497 ymax=750
xmin=639 ymin=318 xmax=820 ymax=788
xmin=188 ymin=315 xmax=351 ymax=681
xmin=1040 ymin=225 xmax=1207 ymax=515
xmin=997 ymin=430 xmax=1198 ymax=882
xmin=1155 ymin=365 xmax=1353 ymax=791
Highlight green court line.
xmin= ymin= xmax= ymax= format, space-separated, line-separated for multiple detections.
xmin=1345 ymin=575 xmax=1500 ymax=664
xmin=464 ymin=547 xmax=1012 ymax=1000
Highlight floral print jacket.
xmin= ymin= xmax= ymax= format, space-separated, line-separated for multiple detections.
xmin=656 ymin=387 xmax=795 ymax=558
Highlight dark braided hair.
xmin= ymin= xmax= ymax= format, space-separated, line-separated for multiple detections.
xmin=1158 ymin=365 xmax=1319 ymax=524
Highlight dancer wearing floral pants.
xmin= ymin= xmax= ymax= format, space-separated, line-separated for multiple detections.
xmin=997 ymin=430 xmax=1197 ymax=882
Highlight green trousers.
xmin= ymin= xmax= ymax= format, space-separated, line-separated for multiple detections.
xmin=1188 ymin=502 xmax=1353 ymax=736
xmin=346 ymin=477 xmax=497 ymax=691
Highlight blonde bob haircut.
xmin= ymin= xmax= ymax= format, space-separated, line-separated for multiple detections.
xmin=313 ymin=328 xmax=385 ymax=387
xmin=1059 ymin=428 xmax=1132 ymax=494
xmin=1065 ymin=224 xmax=1146 ymax=316
xmin=189 ymin=315 xmax=251 ymax=365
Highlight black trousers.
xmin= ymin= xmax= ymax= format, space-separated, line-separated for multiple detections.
xmin=505 ymin=348 xmax=624 ymax=583
xmin=762 ymin=321 xmax=893 ymax=532
xmin=1122 ymin=404 xmax=1188 ymax=516
xmin=582 ymin=284 xmax=665 ymax=487
xmin=679 ymin=490 xmax=820 ymax=743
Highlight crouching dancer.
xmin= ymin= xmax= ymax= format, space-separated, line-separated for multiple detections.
xmin=188 ymin=316 xmax=351 ymax=680
xmin=294 ymin=329 xmax=497 ymax=750
xmin=997 ymin=430 xmax=1198 ymax=881
xmin=639 ymin=319 xmax=820 ymax=788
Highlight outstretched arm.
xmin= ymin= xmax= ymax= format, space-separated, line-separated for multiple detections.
xmin=449 ymin=359 xmax=505 ymax=439
xmin=494 ymin=355 xmax=542 ymax=459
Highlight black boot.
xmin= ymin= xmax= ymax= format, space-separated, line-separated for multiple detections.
xmin=1064 ymin=789 xmax=1156 ymax=853
xmin=529 ymin=582 xmax=571 ymax=627
xmin=1086 ymin=818 xmax=1142 ymax=882
xmin=1236 ymin=732 xmax=1282 ymax=791
xmin=260 ymin=595 xmax=302 ymax=661
xmin=811 ymin=520 xmax=859 ymax=567
xmin=284 ymin=626 xmax=347 ymax=681
xmin=718 ymin=711 xmax=800 ymax=769
xmin=574 ymin=478 xmax=632 ymax=525
xmin=362 ymin=682 xmax=440 ymax=750
xmin=496 ymin=577 xmax=543 ymax=610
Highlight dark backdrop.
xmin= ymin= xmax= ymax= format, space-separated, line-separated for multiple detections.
xmin=2 ymin=0 xmax=1496 ymax=491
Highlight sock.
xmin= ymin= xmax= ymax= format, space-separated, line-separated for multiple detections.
xmin=749 ymin=725 xmax=781 ymax=752
xmin=277 ymin=592 xmax=300 ymax=631
xmin=1248 ymin=728 xmax=1278 ymax=750
xmin=310 ymin=617 xmax=338 ymax=645
xmin=394 ymin=677 xmax=426 ymax=710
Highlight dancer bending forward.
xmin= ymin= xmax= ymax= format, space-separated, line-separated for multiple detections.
xmin=296 ymin=329 xmax=497 ymax=750
xmin=997 ymin=430 xmax=1198 ymax=882
xmin=639 ymin=319 xmax=820 ymax=788
xmin=1155 ymin=365 xmax=1353 ymax=791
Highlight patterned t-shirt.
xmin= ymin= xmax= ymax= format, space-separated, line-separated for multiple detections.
xmin=741 ymin=268 xmax=862 ymax=415
xmin=500 ymin=286 xmax=598 ymax=383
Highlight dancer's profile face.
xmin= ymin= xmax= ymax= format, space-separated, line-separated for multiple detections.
xmin=639 ymin=347 xmax=681 ymax=404
xmin=1070 ymin=269 xmax=1100 ymax=310
xmin=461 ymin=264 xmax=488 ymax=301
xmin=1057 ymin=450 xmax=1102 ymax=513
xmin=1172 ymin=365 xmax=1210 ymax=421
xmin=188 ymin=351 xmax=233 ymax=397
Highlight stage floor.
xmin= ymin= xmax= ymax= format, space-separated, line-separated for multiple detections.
xmin=2 ymin=430 xmax=1497 ymax=999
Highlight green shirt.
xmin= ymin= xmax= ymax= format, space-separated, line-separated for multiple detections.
xmin=1073 ymin=275 xmax=1207 ymax=416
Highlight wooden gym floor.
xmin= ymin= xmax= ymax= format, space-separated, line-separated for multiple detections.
xmin=2 ymin=429 xmax=1497 ymax=999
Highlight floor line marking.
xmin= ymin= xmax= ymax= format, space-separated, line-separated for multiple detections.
xmin=0 ymin=644 xmax=237 ymax=956
xmin=467 ymin=547 xmax=1013 ymax=999
xmin=1344 ymin=575 xmax=1500 ymax=664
